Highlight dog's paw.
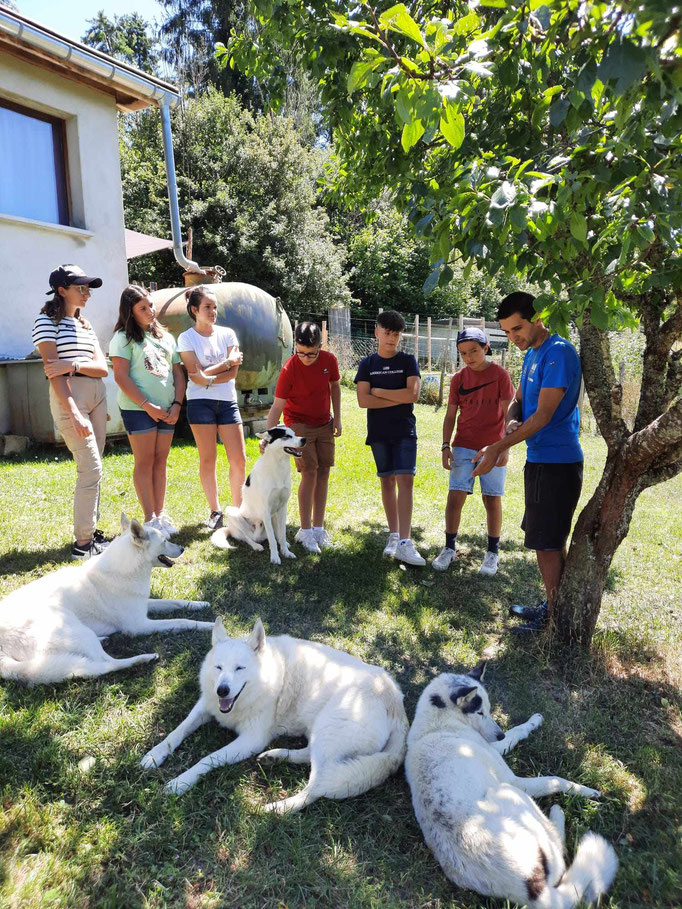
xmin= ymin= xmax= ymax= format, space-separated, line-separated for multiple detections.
xmin=528 ymin=713 xmax=544 ymax=729
xmin=140 ymin=747 xmax=167 ymax=770
xmin=270 ymin=554 xmax=282 ymax=565
xmin=583 ymin=787 xmax=601 ymax=800
xmin=253 ymin=543 xmax=264 ymax=552
xmin=257 ymin=748 xmax=286 ymax=764
xmin=281 ymin=548 xmax=297 ymax=560
xmin=187 ymin=600 xmax=210 ymax=611
xmin=164 ymin=776 xmax=191 ymax=796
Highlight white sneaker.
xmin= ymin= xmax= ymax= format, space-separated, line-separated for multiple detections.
xmin=295 ymin=528 xmax=321 ymax=554
xmin=144 ymin=516 xmax=171 ymax=540
xmin=383 ymin=532 xmax=400 ymax=558
xmin=157 ymin=513 xmax=179 ymax=536
xmin=312 ymin=527 xmax=333 ymax=549
xmin=394 ymin=539 xmax=426 ymax=567
xmin=478 ymin=551 xmax=499 ymax=576
xmin=432 ymin=546 xmax=457 ymax=571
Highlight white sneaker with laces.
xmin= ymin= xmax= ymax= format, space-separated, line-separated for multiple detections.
xmin=432 ymin=546 xmax=457 ymax=571
xmin=313 ymin=527 xmax=333 ymax=549
xmin=478 ymin=551 xmax=499 ymax=576
xmin=295 ymin=528 xmax=321 ymax=554
xmin=157 ymin=513 xmax=179 ymax=536
xmin=394 ymin=539 xmax=426 ymax=567
xmin=144 ymin=517 xmax=171 ymax=540
xmin=383 ymin=532 xmax=400 ymax=558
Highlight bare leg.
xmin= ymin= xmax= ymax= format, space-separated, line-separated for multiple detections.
xmin=128 ymin=431 xmax=159 ymax=521
xmin=152 ymin=432 xmax=174 ymax=517
xmin=536 ymin=549 xmax=567 ymax=609
xmin=444 ymin=489 xmax=468 ymax=534
xmin=380 ymin=475 xmax=398 ymax=533
xmin=490 ymin=714 xmax=543 ymax=755
xmin=312 ymin=467 xmax=330 ymax=527
xmin=218 ymin=422 xmax=246 ymax=507
xmin=191 ymin=422 xmax=220 ymax=513
xmin=297 ymin=470 xmax=316 ymax=529
xmin=140 ymin=700 xmax=212 ymax=769
xmin=396 ymin=473 xmax=414 ymax=540
xmin=482 ymin=494 xmax=502 ymax=537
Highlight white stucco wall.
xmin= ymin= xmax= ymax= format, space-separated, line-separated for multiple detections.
xmin=0 ymin=51 xmax=130 ymax=361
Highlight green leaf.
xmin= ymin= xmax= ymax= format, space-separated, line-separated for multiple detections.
xmin=396 ymin=88 xmax=412 ymax=124
xmin=569 ymin=212 xmax=587 ymax=242
xmin=590 ymin=303 xmax=610 ymax=330
xmin=347 ymin=60 xmax=380 ymax=94
xmin=401 ymin=119 xmax=425 ymax=153
xmin=439 ymin=106 xmax=465 ymax=149
xmin=379 ymin=4 xmax=426 ymax=47
xmin=549 ymin=98 xmax=570 ymax=127
xmin=423 ymin=265 xmax=441 ymax=296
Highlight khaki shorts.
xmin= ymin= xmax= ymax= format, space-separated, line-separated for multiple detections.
xmin=289 ymin=419 xmax=335 ymax=472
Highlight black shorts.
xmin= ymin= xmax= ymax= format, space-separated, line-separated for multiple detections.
xmin=521 ymin=461 xmax=583 ymax=551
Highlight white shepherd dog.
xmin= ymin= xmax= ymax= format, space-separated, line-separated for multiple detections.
xmin=141 ymin=617 xmax=409 ymax=812
xmin=210 ymin=425 xmax=305 ymax=565
xmin=405 ymin=665 xmax=618 ymax=908
xmin=0 ymin=514 xmax=213 ymax=685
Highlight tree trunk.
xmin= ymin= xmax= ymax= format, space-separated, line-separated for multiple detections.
xmin=554 ymin=447 xmax=643 ymax=645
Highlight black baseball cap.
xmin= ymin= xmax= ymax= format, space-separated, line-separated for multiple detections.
xmin=47 ymin=264 xmax=103 ymax=294
xmin=456 ymin=326 xmax=488 ymax=346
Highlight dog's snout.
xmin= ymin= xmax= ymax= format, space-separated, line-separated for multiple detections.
xmin=300 ymin=437 xmax=306 ymax=445
xmin=496 ymin=732 xmax=505 ymax=741
xmin=217 ymin=684 xmax=230 ymax=697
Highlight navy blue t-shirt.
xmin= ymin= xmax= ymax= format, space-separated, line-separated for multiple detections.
xmin=520 ymin=334 xmax=583 ymax=463
xmin=354 ymin=351 xmax=420 ymax=444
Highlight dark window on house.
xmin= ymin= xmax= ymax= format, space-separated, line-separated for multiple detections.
xmin=0 ymin=99 xmax=69 ymax=225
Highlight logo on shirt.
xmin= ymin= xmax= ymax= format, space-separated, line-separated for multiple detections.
xmin=383 ymin=365 xmax=390 ymax=370
xmin=460 ymin=381 xmax=494 ymax=395
xmin=323 ymin=368 xmax=328 ymax=374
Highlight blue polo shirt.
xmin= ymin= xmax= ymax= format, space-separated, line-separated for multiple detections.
xmin=520 ymin=334 xmax=583 ymax=463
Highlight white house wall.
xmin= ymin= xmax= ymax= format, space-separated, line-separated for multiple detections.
xmin=0 ymin=51 xmax=130 ymax=362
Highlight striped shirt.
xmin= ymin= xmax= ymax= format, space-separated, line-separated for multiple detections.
xmin=32 ymin=314 xmax=98 ymax=362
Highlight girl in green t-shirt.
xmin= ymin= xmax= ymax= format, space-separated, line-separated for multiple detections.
xmin=110 ymin=285 xmax=185 ymax=538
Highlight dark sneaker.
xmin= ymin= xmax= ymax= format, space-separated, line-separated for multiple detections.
xmin=92 ymin=528 xmax=110 ymax=547
xmin=207 ymin=511 xmax=224 ymax=531
xmin=511 ymin=611 xmax=550 ymax=635
xmin=509 ymin=600 xmax=548 ymax=622
xmin=71 ymin=539 xmax=104 ymax=560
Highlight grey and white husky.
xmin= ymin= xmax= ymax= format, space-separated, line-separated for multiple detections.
xmin=141 ymin=617 xmax=409 ymax=812
xmin=0 ymin=514 xmax=213 ymax=685
xmin=405 ymin=665 xmax=618 ymax=908
xmin=211 ymin=426 xmax=306 ymax=565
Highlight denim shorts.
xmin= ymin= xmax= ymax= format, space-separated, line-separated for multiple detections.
xmin=369 ymin=437 xmax=417 ymax=477
xmin=120 ymin=408 xmax=175 ymax=435
xmin=186 ymin=398 xmax=243 ymax=426
xmin=449 ymin=446 xmax=506 ymax=496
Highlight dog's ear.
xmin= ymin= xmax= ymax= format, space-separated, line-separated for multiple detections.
xmin=450 ymin=685 xmax=478 ymax=707
xmin=248 ymin=618 xmax=266 ymax=653
xmin=468 ymin=661 xmax=487 ymax=682
xmin=212 ymin=616 xmax=228 ymax=645
xmin=120 ymin=512 xmax=130 ymax=532
xmin=255 ymin=431 xmax=270 ymax=442
xmin=129 ymin=518 xmax=148 ymax=547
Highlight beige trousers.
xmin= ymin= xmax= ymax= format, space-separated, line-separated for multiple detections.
xmin=49 ymin=377 xmax=107 ymax=542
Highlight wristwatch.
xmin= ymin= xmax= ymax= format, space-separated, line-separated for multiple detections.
xmin=441 ymin=443 xmax=451 ymax=451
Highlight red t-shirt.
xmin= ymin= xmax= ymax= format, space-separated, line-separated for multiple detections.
xmin=448 ymin=362 xmax=515 ymax=449
xmin=275 ymin=350 xmax=340 ymax=427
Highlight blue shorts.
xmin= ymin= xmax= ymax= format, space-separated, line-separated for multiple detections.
xmin=120 ymin=409 xmax=175 ymax=435
xmin=449 ymin=446 xmax=506 ymax=497
xmin=369 ymin=437 xmax=417 ymax=477
xmin=186 ymin=399 xmax=242 ymax=426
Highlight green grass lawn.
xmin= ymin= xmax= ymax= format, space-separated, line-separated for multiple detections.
xmin=1 ymin=387 xmax=680 ymax=908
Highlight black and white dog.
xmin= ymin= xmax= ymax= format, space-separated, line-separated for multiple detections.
xmin=211 ymin=426 xmax=306 ymax=565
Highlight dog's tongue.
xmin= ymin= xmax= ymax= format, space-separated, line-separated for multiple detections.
xmin=219 ymin=696 xmax=234 ymax=712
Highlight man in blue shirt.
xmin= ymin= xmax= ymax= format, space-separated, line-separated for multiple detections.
xmin=472 ymin=292 xmax=583 ymax=634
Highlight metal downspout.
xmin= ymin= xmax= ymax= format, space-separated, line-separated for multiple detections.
xmin=158 ymin=99 xmax=204 ymax=275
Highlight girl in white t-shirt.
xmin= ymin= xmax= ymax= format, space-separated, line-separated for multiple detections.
xmin=177 ymin=286 xmax=245 ymax=529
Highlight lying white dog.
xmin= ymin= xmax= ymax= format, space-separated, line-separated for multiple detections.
xmin=211 ymin=426 xmax=306 ymax=565
xmin=141 ymin=617 xmax=409 ymax=812
xmin=405 ymin=665 xmax=617 ymax=908
xmin=0 ymin=514 xmax=213 ymax=685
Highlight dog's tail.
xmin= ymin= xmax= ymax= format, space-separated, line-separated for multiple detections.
xmin=536 ymin=832 xmax=618 ymax=908
xmin=210 ymin=528 xmax=234 ymax=550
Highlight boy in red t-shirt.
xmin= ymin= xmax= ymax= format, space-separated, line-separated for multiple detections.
xmin=265 ymin=322 xmax=341 ymax=553
xmin=433 ymin=327 xmax=515 ymax=576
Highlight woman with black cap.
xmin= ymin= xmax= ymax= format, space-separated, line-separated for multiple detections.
xmin=32 ymin=265 xmax=109 ymax=559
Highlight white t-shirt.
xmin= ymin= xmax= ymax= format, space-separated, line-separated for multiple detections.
xmin=177 ymin=325 xmax=239 ymax=402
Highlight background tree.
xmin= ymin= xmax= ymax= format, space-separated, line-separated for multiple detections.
xmin=227 ymin=0 xmax=682 ymax=646
xmin=82 ymin=12 xmax=159 ymax=74
xmin=120 ymin=89 xmax=351 ymax=318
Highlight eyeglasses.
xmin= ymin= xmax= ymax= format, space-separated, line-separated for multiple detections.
xmin=72 ymin=285 xmax=92 ymax=296
xmin=295 ymin=348 xmax=321 ymax=359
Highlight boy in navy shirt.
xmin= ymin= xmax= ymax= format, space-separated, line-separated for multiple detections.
xmin=472 ymin=292 xmax=583 ymax=633
xmin=355 ymin=311 xmax=424 ymax=565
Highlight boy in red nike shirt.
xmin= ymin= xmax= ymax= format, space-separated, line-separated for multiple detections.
xmin=432 ymin=327 xmax=514 ymax=576
xmin=265 ymin=322 xmax=341 ymax=554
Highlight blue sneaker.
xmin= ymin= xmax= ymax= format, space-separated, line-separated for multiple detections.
xmin=509 ymin=600 xmax=548 ymax=622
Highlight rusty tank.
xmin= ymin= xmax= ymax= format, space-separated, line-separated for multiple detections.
xmin=150 ymin=281 xmax=293 ymax=425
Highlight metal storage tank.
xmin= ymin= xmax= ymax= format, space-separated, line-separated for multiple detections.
xmin=150 ymin=281 xmax=293 ymax=429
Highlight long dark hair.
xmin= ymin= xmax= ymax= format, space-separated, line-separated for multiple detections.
xmin=185 ymin=285 xmax=216 ymax=322
xmin=113 ymin=285 xmax=165 ymax=344
xmin=40 ymin=290 xmax=88 ymax=328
